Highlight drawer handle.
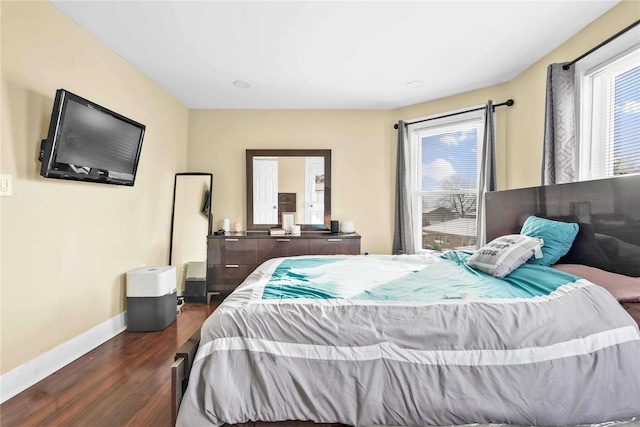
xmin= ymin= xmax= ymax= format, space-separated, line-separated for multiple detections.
xmin=225 ymin=264 xmax=240 ymax=268
xmin=276 ymin=239 xmax=290 ymax=242
xmin=224 ymin=238 xmax=239 ymax=242
xmin=327 ymin=239 xmax=342 ymax=242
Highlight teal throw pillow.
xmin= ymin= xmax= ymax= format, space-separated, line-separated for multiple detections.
xmin=520 ymin=216 xmax=579 ymax=266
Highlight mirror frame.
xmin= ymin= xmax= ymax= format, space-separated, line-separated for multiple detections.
xmin=246 ymin=149 xmax=331 ymax=232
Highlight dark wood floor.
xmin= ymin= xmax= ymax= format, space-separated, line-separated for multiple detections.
xmin=0 ymin=303 xmax=216 ymax=427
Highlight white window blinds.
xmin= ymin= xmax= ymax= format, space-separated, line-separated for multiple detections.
xmin=577 ymin=34 xmax=640 ymax=181
xmin=408 ymin=109 xmax=484 ymax=251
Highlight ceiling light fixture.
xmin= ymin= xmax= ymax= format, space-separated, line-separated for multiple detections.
xmin=406 ymin=80 xmax=424 ymax=89
xmin=233 ymin=80 xmax=251 ymax=89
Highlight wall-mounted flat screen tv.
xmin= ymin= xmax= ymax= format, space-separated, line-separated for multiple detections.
xmin=39 ymin=89 xmax=146 ymax=186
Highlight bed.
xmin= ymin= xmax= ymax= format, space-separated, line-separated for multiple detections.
xmin=174 ymin=175 xmax=640 ymax=427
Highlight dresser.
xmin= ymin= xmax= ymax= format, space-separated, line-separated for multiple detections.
xmin=207 ymin=232 xmax=361 ymax=293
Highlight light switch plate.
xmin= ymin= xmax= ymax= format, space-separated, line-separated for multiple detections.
xmin=0 ymin=174 xmax=13 ymax=197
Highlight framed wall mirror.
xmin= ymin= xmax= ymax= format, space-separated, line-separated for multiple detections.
xmin=169 ymin=173 xmax=212 ymax=290
xmin=246 ymin=149 xmax=331 ymax=232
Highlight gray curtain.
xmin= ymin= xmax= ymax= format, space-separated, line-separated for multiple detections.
xmin=476 ymin=101 xmax=497 ymax=248
xmin=392 ymin=121 xmax=415 ymax=255
xmin=542 ymin=63 xmax=576 ymax=185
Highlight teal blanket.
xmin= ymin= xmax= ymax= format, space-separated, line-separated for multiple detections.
xmin=261 ymin=251 xmax=580 ymax=302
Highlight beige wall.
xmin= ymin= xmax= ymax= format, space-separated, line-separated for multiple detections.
xmin=0 ymin=1 xmax=189 ymax=374
xmin=188 ymin=109 xmax=394 ymax=254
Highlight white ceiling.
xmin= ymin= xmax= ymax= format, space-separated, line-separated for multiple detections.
xmin=50 ymin=1 xmax=620 ymax=110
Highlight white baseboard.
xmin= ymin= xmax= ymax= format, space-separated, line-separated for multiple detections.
xmin=0 ymin=311 xmax=127 ymax=403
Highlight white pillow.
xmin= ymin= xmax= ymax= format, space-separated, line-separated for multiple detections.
xmin=467 ymin=234 xmax=544 ymax=278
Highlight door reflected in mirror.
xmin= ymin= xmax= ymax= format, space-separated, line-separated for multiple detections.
xmin=253 ymin=156 xmax=325 ymax=224
xmin=246 ymin=149 xmax=331 ymax=232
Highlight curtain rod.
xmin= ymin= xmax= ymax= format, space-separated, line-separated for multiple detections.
xmin=562 ymin=19 xmax=639 ymax=70
xmin=393 ymin=99 xmax=514 ymax=130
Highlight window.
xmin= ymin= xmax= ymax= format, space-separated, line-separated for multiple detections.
xmin=577 ymin=30 xmax=640 ymax=181
xmin=407 ymin=108 xmax=485 ymax=251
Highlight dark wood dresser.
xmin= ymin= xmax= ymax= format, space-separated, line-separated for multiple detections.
xmin=206 ymin=232 xmax=361 ymax=294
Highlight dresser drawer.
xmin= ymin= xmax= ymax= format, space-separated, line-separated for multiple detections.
xmin=309 ymin=237 xmax=360 ymax=255
xmin=257 ymin=238 xmax=310 ymax=263
xmin=207 ymin=264 xmax=258 ymax=290
xmin=207 ymin=237 xmax=257 ymax=264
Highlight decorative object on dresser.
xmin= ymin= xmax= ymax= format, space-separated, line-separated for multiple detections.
xmin=341 ymin=220 xmax=355 ymax=234
xmin=269 ymin=228 xmax=286 ymax=236
xmin=206 ymin=232 xmax=361 ymax=295
xmin=281 ymin=212 xmax=295 ymax=231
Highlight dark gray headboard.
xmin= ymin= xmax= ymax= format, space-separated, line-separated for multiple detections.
xmin=485 ymin=174 xmax=640 ymax=277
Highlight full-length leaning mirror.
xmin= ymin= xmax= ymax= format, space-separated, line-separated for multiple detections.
xmin=169 ymin=173 xmax=212 ymax=290
xmin=246 ymin=149 xmax=331 ymax=232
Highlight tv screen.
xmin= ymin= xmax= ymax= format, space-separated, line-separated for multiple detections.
xmin=39 ymin=89 xmax=145 ymax=186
